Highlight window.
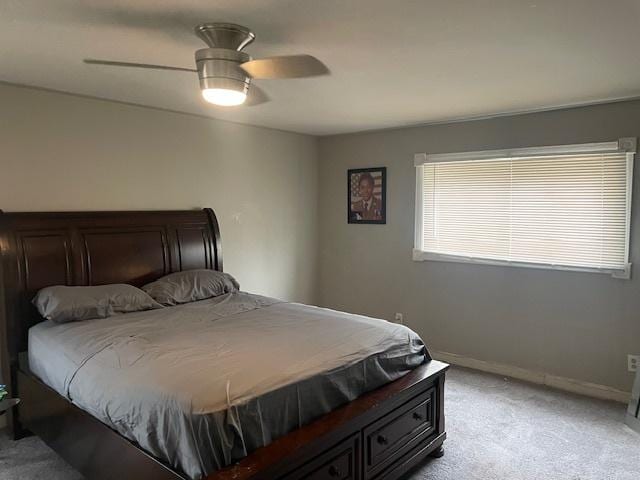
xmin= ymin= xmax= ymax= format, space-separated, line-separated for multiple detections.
xmin=414 ymin=139 xmax=635 ymax=278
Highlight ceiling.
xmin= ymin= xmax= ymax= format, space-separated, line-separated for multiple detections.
xmin=2 ymin=0 xmax=640 ymax=136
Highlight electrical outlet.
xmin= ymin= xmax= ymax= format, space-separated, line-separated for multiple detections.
xmin=628 ymin=355 xmax=640 ymax=372
xmin=394 ymin=313 xmax=404 ymax=325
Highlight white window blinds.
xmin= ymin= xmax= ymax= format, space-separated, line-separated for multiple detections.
xmin=414 ymin=140 xmax=635 ymax=277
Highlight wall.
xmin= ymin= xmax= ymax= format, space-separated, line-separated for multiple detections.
xmin=2 ymin=81 xmax=639 ymax=398
xmin=0 ymin=83 xmax=319 ymax=303
xmin=318 ymin=100 xmax=640 ymax=393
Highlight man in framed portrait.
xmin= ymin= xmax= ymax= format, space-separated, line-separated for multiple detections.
xmin=351 ymin=172 xmax=383 ymax=221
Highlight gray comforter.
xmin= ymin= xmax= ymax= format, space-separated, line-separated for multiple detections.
xmin=28 ymin=292 xmax=428 ymax=479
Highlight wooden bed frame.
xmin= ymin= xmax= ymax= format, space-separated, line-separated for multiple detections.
xmin=0 ymin=208 xmax=448 ymax=480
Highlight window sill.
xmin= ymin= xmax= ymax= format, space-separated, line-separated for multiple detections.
xmin=412 ymin=249 xmax=631 ymax=279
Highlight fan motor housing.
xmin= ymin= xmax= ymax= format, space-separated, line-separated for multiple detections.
xmin=195 ymin=48 xmax=252 ymax=95
xmin=194 ymin=23 xmax=255 ymax=51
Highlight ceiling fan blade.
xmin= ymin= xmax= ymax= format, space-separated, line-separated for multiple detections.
xmin=246 ymin=84 xmax=270 ymax=106
xmin=240 ymin=55 xmax=329 ymax=79
xmin=84 ymin=59 xmax=196 ymax=73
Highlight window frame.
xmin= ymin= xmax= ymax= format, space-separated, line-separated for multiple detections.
xmin=413 ymin=138 xmax=636 ymax=278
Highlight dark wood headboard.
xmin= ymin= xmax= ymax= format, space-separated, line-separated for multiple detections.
xmin=0 ymin=208 xmax=222 ymax=373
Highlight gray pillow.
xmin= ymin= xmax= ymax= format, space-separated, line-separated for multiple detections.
xmin=33 ymin=284 xmax=163 ymax=324
xmin=142 ymin=269 xmax=240 ymax=306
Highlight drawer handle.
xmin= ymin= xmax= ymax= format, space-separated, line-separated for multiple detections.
xmin=413 ymin=412 xmax=423 ymax=421
xmin=377 ymin=434 xmax=389 ymax=445
xmin=328 ymin=465 xmax=341 ymax=477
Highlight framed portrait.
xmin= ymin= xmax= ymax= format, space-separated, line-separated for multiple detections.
xmin=348 ymin=167 xmax=387 ymax=224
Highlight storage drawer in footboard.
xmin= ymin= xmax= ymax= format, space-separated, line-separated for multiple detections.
xmin=281 ymin=434 xmax=360 ymax=480
xmin=363 ymin=387 xmax=436 ymax=479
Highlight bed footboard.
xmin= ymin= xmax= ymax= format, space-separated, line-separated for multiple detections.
xmin=15 ymin=360 xmax=447 ymax=480
xmin=207 ymin=360 xmax=449 ymax=480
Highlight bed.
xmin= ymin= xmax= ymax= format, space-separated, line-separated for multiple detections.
xmin=0 ymin=208 xmax=448 ymax=480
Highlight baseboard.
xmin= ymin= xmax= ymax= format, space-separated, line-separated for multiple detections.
xmin=432 ymin=350 xmax=631 ymax=404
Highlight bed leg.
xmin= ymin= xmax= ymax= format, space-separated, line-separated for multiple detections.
xmin=429 ymin=446 xmax=445 ymax=458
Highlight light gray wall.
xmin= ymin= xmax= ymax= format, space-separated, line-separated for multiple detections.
xmin=318 ymin=101 xmax=640 ymax=393
xmin=0 ymin=83 xmax=319 ymax=303
xmin=2 ymin=82 xmax=639 ymax=396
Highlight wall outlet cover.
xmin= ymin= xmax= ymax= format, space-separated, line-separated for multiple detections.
xmin=628 ymin=355 xmax=640 ymax=372
xmin=394 ymin=313 xmax=404 ymax=324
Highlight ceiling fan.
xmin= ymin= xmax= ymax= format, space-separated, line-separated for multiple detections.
xmin=84 ymin=22 xmax=329 ymax=107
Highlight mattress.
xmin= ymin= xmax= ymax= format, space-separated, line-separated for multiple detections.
xmin=28 ymin=292 xmax=428 ymax=479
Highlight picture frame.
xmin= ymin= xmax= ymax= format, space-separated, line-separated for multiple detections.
xmin=347 ymin=167 xmax=387 ymax=224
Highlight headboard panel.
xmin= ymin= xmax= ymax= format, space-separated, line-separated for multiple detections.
xmin=0 ymin=208 xmax=222 ymax=368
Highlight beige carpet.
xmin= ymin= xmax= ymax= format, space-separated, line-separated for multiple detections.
xmin=1 ymin=366 xmax=638 ymax=480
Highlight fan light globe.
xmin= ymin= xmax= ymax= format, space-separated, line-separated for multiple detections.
xmin=202 ymin=88 xmax=247 ymax=106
